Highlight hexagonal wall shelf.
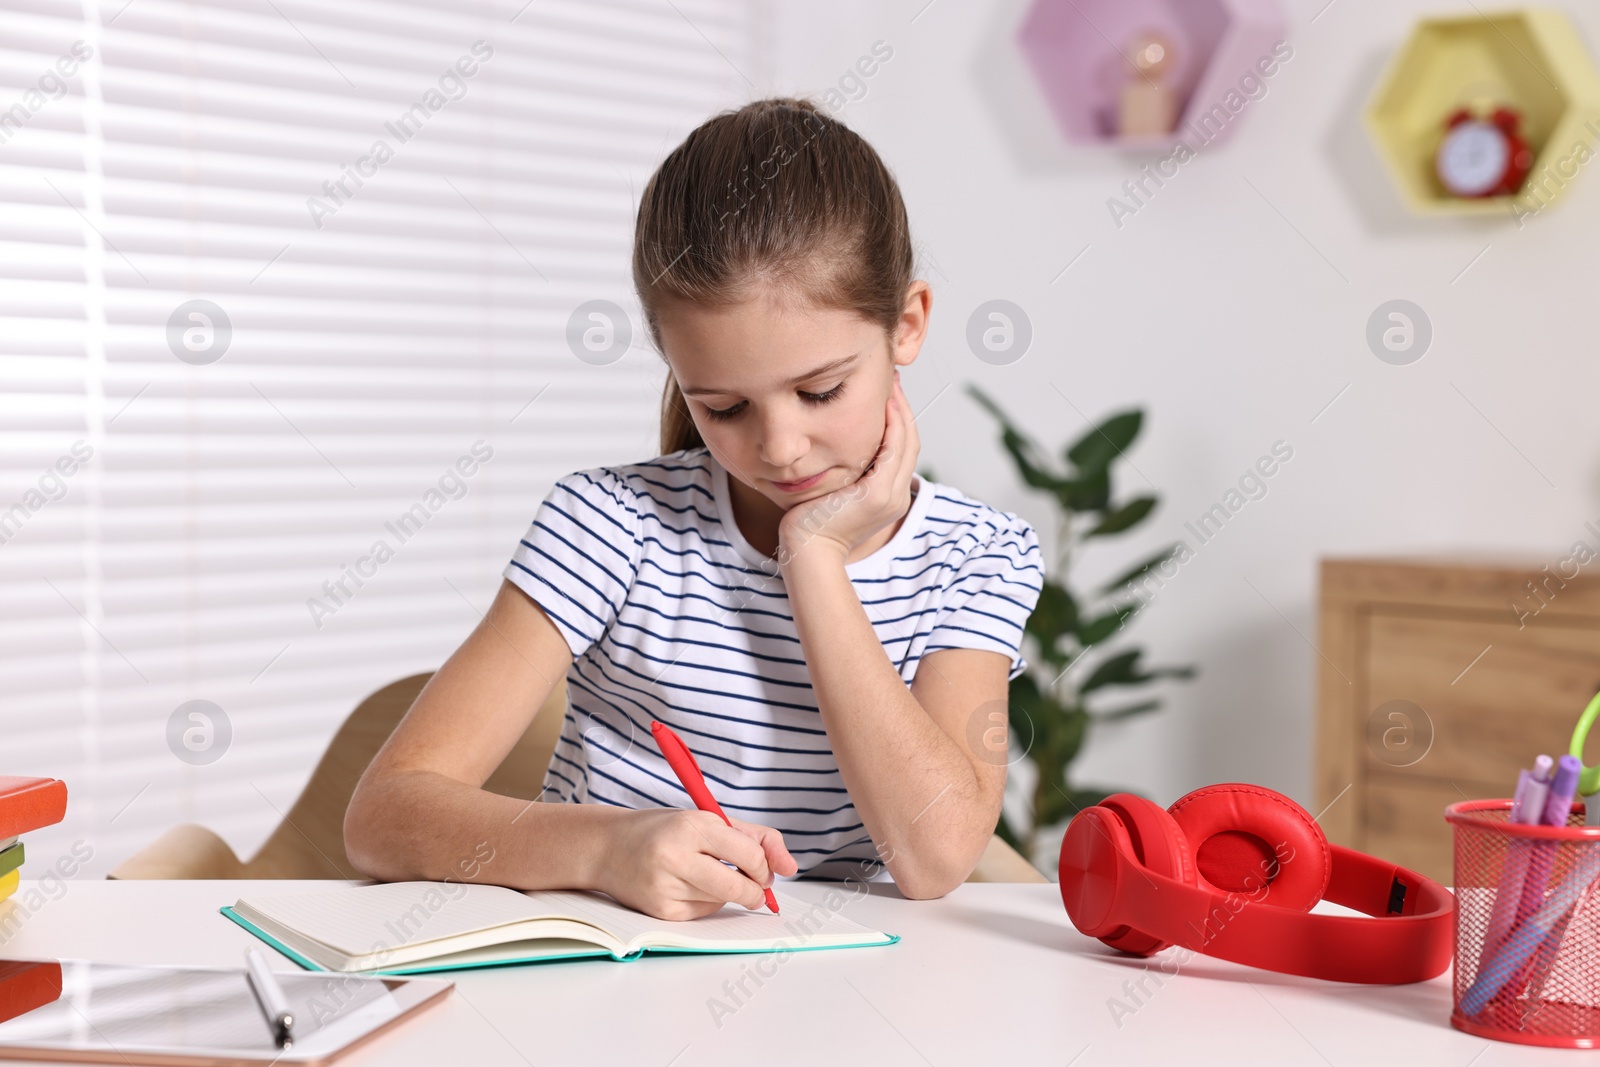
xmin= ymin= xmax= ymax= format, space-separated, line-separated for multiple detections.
xmin=1366 ymin=8 xmax=1600 ymax=216
xmin=1017 ymin=0 xmax=1288 ymax=151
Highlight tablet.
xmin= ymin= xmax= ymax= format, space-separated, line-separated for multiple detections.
xmin=0 ymin=958 xmax=451 ymax=1066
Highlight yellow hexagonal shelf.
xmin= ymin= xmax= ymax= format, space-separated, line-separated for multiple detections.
xmin=1366 ymin=8 xmax=1600 ymax=217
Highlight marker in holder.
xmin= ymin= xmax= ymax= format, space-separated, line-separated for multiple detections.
xmin=1446 ymin=798 xmax=1600 ymax=1048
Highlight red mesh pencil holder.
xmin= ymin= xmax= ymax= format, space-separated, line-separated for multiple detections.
xmin=1446 ymin=799 xmax=1600 ymax=1048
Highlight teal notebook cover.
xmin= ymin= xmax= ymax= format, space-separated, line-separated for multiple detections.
xmin=220 ymin=905 xmax=900 ymax=977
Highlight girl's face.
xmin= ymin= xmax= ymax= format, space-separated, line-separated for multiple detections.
xmin=657 ymin=283 xmax=929 ymax=516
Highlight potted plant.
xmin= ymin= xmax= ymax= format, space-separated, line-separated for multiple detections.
xmin=958 ymin=385 xmax=1197 ymax=873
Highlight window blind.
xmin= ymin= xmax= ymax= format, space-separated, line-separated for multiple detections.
xmin=0 ymin=0 xmax=755 ymax=877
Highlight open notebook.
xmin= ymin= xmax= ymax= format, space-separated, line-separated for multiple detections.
xmin=221 ymin=882 xmax=900 ymax=975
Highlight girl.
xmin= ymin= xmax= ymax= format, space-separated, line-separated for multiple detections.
xmin=346 ymin=97 xmax=1044 ymax=921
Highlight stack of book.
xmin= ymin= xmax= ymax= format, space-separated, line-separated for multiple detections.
xmin=0 ymin=778 xmax=68 ymax=903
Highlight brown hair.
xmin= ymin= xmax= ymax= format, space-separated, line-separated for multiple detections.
xmin=633 ymin=97 xmax=916 ymax=456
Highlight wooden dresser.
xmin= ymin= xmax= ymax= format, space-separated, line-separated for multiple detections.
xmin=1315 ymin=557 xmax=1600 ymax=883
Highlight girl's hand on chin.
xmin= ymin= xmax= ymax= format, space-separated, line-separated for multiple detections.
xmin=777 ymin=370 xmax=919 ymax=567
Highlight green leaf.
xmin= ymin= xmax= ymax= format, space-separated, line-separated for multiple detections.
xmin=1004 ymin=677 xmax=1085 ymax=781
xmin=1025 ymin=579 xmax=1077 ymax=639
xmin=1036 ymin=762 xmax=1078 ymax=827
xmin=1079 ymin=648 xmax=1197 ymax=695
xmin=1006 ymin=429 xmax=1064 ymax=493
xmin=1039 ymin=778 xmax=1110 ymax=830
xmin=1011 ymin=669 xmax=1054 ymax=716
xmin=966 ymin=385 xmax=1067 ymax=494
xmin=1080 ymin=650 xmax=1141 ymax=693
xmin=1037 ymin=788 xmax=1072 ymax=830
xmin=1088 ymin=698 xmax=1162 ymax=722
xmin=1008 ymin=668 xmax=1042 ymax=706
xmin=1056 ymin=470 xmax=1110 ymax=513
xmin=1006 ymin=672 xmax=1048 ymax=751
xmin=1066 ymin=410 xmax=1142 ymax=476
xmin=1097 ymin=546 xmax=1181 ymax=595
xmin=994 ymin=810 xmax=1024 ymax=852
xmin=1057 ymin=704 xmax=1088 ymax=764
xmin=1026 ymin=640 xmax=1071 ymax=673
xmin=1075 ymin=604 xmax=1139 ymax=647
xmin=1028 ymin=639 xmax=1073 ymax=673
xmin=1085 ymin=495 xmax=1157 ymax=537
xmin=1023 ymin=579 xmax=1078 ymax=671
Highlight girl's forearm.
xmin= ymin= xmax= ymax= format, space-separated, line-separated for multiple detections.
xmin=344 ymin=768 xmax=628 ymax=891
xmin=782 ymin=548 xmax=991 ymax=897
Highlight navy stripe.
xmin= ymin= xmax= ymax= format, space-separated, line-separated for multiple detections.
xmin=565 ymin=669 xmax=842 ymax=762
xmin=630 ymin=561 xmax=949 ymax=620
xmin=603 ymin=632 xmax=813 ymax=689
xmin=632 ymin=459 xmax=706 ymax=473
xmin=923 ymin=641 xmax=1012 ymax=658
xmin=569 ymin=772 xmax=864 ymax=833
xmin=539 ymin=501 xmax=638 ymax=573
xmin=628 ymin=472 xmax=714 ymax=502
xmin=518 ymin=532 xmax=629 ymax=610
xmin=592 ymin=648 xmax=825 ymax=716
xmin=641 ymin=499 xmax=721 ymax=526
xmin=631 ymin=575 xmax=794 ymax=622
xmin=568 ymin=746 xmax=851 ymax=800
xmin=945 ymin=602 xmax=1028 ymax=633
xmin=561 ymin=478 xmax=638 ymax=549
xmin=506 ymin=559 xmax=601 ymax=642
xmin=582 ymin=740 xmax=861 ymax=818
xmin=615 ymin=596 xmax=803 ymax=647
xmin=609 ymin=617 xmax=807 ymax=668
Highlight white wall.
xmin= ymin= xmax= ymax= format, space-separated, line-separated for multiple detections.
xmin=758 ymin=0 xmax=1600 ymax=820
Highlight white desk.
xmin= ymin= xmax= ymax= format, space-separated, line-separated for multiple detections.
xmin=0 ymin=879 xmax=1557 ymax=1065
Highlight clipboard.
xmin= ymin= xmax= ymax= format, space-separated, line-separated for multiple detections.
xmin=0 ymin=958 xmax=451 ymax=1066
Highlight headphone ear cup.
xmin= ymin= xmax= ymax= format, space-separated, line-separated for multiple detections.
xmin=1091 ymin=794 xmax=1194 ymax=956
xmin=1167 ymin=783 xmax=1331 ymax=911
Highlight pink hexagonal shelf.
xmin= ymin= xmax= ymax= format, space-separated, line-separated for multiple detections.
xmin=1018 ymin=0 xmax=1288 ymax=150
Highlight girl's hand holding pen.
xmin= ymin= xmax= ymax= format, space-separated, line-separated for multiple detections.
xmin=600 ymin=808 xmax=797 ymax=922
xmin=778 ymin=370 xmax=920 ymax=566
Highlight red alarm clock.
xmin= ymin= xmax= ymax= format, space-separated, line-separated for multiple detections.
xmin=1434 ymin=106 xmax=1533 ymax=198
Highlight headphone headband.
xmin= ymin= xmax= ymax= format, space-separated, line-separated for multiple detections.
xmin=1061 ymin=804 xmax=1454 ymax=984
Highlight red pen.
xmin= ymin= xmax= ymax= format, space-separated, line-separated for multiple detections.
xmin=650 ymin=720 xmax=780 ymax=914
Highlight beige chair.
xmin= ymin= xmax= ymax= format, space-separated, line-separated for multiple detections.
xmin=109 ymin=673 xmax=1046 ymax=884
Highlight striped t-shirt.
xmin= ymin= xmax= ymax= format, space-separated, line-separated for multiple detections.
xmin=503 ymin=445 xmax=1044 ymax=882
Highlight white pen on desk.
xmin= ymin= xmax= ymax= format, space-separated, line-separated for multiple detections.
xmin=244 ymin=946 xmax=295 ymax=1046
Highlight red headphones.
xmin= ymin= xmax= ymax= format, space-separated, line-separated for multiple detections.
xmin=1058 ymin=783 xmax=1454 ymax=984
